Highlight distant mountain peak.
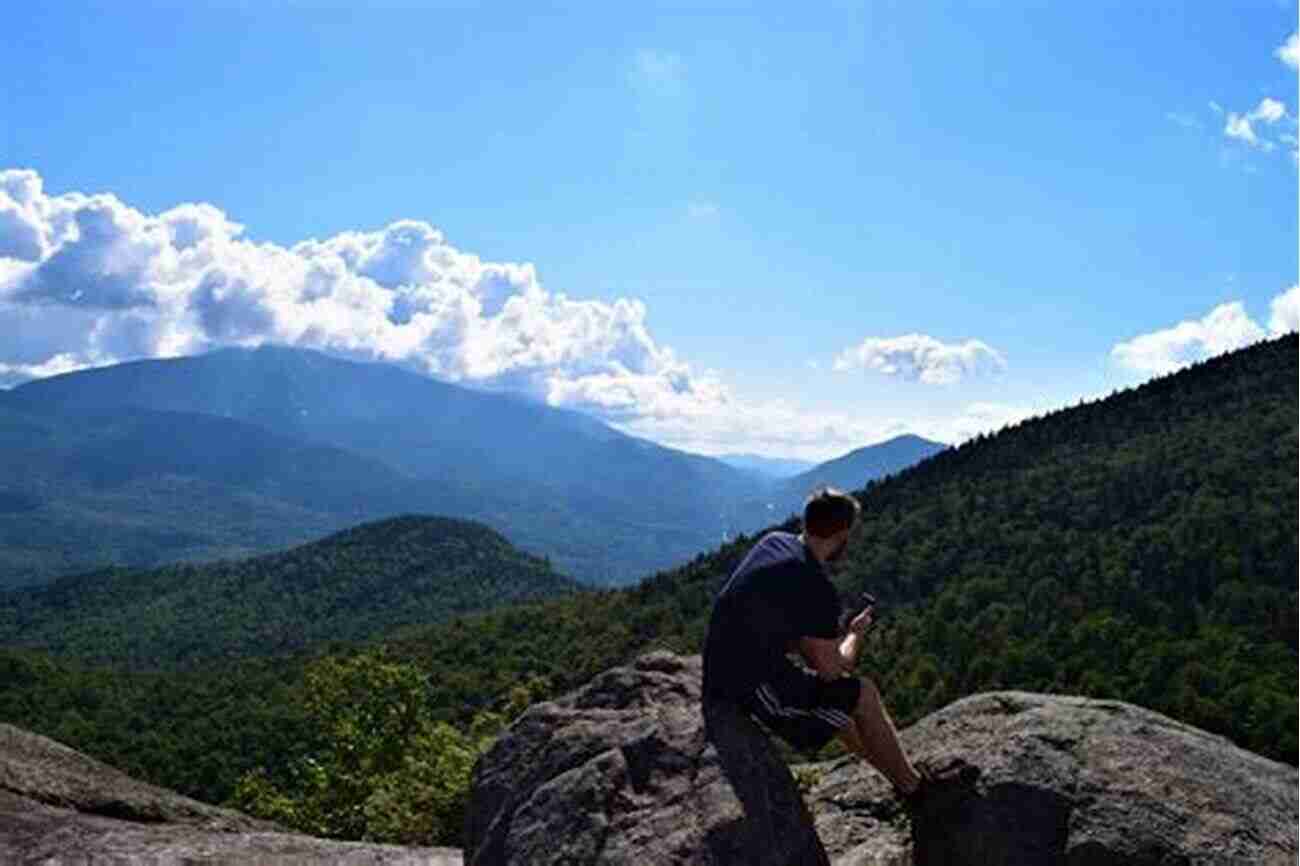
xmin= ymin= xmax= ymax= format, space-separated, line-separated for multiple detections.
xmin=2 ymin=346 xmax=769 ymax=587
xmin=786 ymin=435 xmax=948 ymax=494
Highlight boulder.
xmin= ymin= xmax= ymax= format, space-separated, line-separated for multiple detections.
xmin=807 ymin=691 xmax=1298 ymax=866
xmin=0 ymin=723 xmax=463 ymax=865
xmin=467 ymin=654 xmax=1298 ymax=866
xmin=466 ymin=651 xmax=829 ymax=865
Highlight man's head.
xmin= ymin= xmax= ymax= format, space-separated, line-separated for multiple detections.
xmin=801 ymin=487 xmax=861 ymax=566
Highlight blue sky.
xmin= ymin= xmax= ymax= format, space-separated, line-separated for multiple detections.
xmin=2 ymin=1 xmax=1296 ymax=459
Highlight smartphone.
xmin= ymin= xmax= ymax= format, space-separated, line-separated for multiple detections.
xmin=858 ymin=592 xmax=878 ymax=610
xmin=841 ymin=592 xmax=882 ymax=632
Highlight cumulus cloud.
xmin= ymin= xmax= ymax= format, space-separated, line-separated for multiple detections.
xmin=1277 ymin=31 xmax=1299 ymax=70
xmin=0 ymin=168 xmax=734 ymax=431
xmin=615 ymin=394 xmax=914 ymax=462
xmin=0 ymin=170 xmax=49 ymax=262
xmin=1223 ymin=99 xmax=1290 ymax=151
xmin=1216 ymin=36 xmax=1298 ymax=158
xmin=1268 ymin=285 xmax=1300 ymax=334
xmin=0 ymin=352 xmax=92 ymax=387
xmin=1109 ymin=300 xmax=1281 ymax=376
xmin=0 ymin=172 xmax=935 ymax=460
xmin=1224 ymin=113 xmax=1262 ymax=147
xmin=1250 ymin=97 xmax=1287 ymax=124
xmin=16 ymin=195 xmax=173 ymax=309
xmin=619 ymin=393 xmax=1047 ymax=462
xmin=832 ymin=334 xmax=1006 ymax=385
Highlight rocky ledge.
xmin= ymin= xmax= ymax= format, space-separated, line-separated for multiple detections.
xmin=3 ymin=654 xmax=1295 ymax=865
xmin=0 ymin=723 xmax=463 ymax=865
xmin=467 ymin=652 xmax=1298 ymax=866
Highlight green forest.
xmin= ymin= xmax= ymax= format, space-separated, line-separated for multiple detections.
xmin=0 ymin=334 xmax=1295 ymax=848
xmin=0 ymin=514 xmax=578 ymax=667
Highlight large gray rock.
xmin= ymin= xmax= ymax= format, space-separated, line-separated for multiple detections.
xmin=807 ymin=691 xmax=1299 ymax=866
xmin=466 ymin=651 xmax=829 ymax=865
xmin=467 ymin=655 xmax=1298 ymax=866
xmin=0 ymin=723 xmax=463 ymax=865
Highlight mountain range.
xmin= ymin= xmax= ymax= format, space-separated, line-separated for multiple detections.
xmin=0 ymin=334 xmax=1293 ymax=819
xmin=0 ymin=346 xmax=945 ymax=588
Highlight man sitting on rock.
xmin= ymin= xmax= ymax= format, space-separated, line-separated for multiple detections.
xmin=702 ymin=487 xmax=974 ymax=809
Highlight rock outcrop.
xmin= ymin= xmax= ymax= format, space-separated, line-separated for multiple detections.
xmin=467 ymin=653 xmax=1299 ymax=866
xmin=466 ymin=651 xmax=829 ymax=865
xmin=0 ymin=723 xmax=463 ymax=865
xmin=807 ymin=690 xmax=1299 ymax=866
xmin=7 ymin=656 xmax=1296 ymax=865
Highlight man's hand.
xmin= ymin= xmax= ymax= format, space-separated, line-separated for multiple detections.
xmin=846 ymin=605 xmax=874 ymax=636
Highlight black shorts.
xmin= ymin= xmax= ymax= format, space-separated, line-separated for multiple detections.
xmin=741 ymin=665 xmax=862 ymax=754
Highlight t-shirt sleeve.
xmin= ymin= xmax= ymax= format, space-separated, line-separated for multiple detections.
xmin=793 ymin=578 xmax=841 ymax=640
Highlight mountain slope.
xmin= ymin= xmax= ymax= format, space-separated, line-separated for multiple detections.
xmin=2 ymin=346 xmax=767 ymax=585
xmin=2 ymin=336 xmax=1294 ymax=814
xmin=0 ymin=515 xmax=579 ymax=668
xmin=784 ymin=434 xmax=947 ymax=494
xmin=380 ymin=335 xmax=1298 ymax=762
xmin=0 ymin=404 xmax=445 ymax=589
xmin=731 ymin=434 xmax=949 ymax=525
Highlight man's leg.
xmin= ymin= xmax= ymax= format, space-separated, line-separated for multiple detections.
xmin=836 ymin=676 xmax=921 ymax=795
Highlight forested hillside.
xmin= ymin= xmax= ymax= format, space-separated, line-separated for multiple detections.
xmin=0 ymin=404 xmax=437 ymax=589
xmin=1 ymin=346 xmax=771 ymax=585
xmin=393 ymin=333 xmax=1300 ymax=763
xmin=0 ymin=515 xmax=578 ymax=668
xmin=0 ymin=336 xmax=1294 ymax=839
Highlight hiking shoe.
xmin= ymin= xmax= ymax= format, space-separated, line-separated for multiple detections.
xmin=902 ymin=757 xmax=980 ymax=815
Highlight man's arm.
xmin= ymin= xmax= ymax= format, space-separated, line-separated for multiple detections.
xmin=798 ymin=607 xmax=873 ymax=679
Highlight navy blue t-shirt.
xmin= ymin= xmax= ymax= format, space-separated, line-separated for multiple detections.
xmin=702 ymin=531 xmax=843 ymax=699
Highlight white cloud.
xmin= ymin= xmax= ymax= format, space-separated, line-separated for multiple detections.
xmin=1268 ymin=285 xmax=1300 ymax=334
xmin=622 ymin=394 xmax=1047 ymax=461
xmin=0 ymin=352 xmax=92 ymax=387
xmin=1223 ymin=99 xmax=1293 ymax=152
xmin=1277 ymin=31 xmax=1299 ymax=70
xmin=1111 ymin=301 xmax=1269 ymax=375
xmin=1212 ymin=29 xmax=1299 ymax=159
xmin=930 ymin=402 xmax=1038 ymax=444
xmin=0 ymin=169 xmax=49 ymax=262
xmin=1249 ymin=97 xmax=1287 ymax=124
xmin=1224 ymin=113 xmax=1267 ymax=149
xmin=0 ymin=168 xmax=726 ymax=431
xmin=615 ymin=394 xmax=914 ymax=462
xmin=833 ymin=334 xmax=1006 ymax=385
xmin=6 ymin=169 xmax=926 ymax=460
xmin=7 ymin=169 xmax=1285 ymax=465
xmin=1166 ymin=111 xmax=1201 ymax=130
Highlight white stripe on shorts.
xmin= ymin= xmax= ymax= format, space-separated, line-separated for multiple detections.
xmin=754 ymin=683 xmax=852 ymax=730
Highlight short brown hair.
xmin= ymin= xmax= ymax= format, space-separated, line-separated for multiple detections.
xmin=802 ymin=487 xmax=861 ymax=538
